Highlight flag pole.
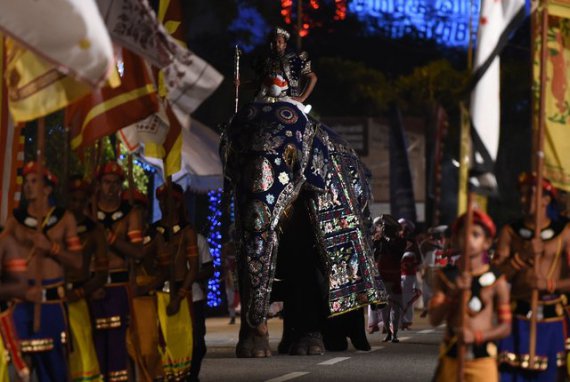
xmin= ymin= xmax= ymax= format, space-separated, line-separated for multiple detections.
xmin=529 ymin=0 xmax=549 ymax=369
xmin=61 ymin=124 xmax=70 ymax=207
xmin=234 ymin=45 xmax=241 ymax=115
xmin=456 ymin=0 xmax=478 ymax=377
xmin=457 ymin=190 xmax=474 ymax=382
xmin=33 ymin=117 xmax=46 ymax=333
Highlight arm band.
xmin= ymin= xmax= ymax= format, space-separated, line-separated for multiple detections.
xmin=128 ymin=230 xmax=143 ymax=244
xmin=510 ymin=253 xmax=528 ymax=270
xmin=50 ymin=242 xmax=61 ymax=256
xmin=66 ymin=236 xmax=82 ymax=252
xmin=4 ymin=259 xmax=27 ymax=272
xmin=186 ymin=244 xmax=198 ymax=258
xmin=498 ymin=304 xmax=512 ymax=324
xmin=474 ymin=330 xmax=484 ymax=345
xmin=158 ymin=252 xmax=171 ymax=266
xmin=107 ymin=231 xmax=117 ymax=245
xmin=428 ymin=293 xmax=451 ymax=309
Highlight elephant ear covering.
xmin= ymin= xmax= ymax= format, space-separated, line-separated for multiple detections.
xmin=307 ymin=125 xmax=388 ymax=316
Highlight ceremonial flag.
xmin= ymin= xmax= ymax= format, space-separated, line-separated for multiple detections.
xmin=389 ymin=105 xmax=417 ymax=223
xmin=0 ymin=0 xmax=114 ymax=86
xmin=468 ymin=0 xmax=525 ymax=195
xmin=67 ymin=48 xmax=159 ymax=150
xmin=139 ymin=118 xmax=223 ymax=192
xmin=4 ymin=38 xmax=92 ymax=123
xmin=97 ymin=0 xmax=223 ymax=113
xmin=96 ymin=0 xmax=172 ymax=68
xmin=537 ymin=11 xmax=570 ymax=191
xmin=118 ymin=101 xmax=183 ymax=176
xmin=163 ymin=41 xmax=224 ymax=115
xmin=0 ymin=39 xmax=24 ymax=224
xmin=157 ymin=0 xmax=223 ymax=114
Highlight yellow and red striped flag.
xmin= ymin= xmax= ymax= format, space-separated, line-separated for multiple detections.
xmin=4 ymin=38 xmax=92 ymax=123
xmin=67 ymin=48 xmax=159 ymax=150
xmin=0 ymin=38 xmax=25 ymax=224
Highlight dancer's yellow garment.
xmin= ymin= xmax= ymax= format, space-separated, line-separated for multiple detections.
xmin=435 ymin=355 xmax=499 ymax=382
xmin=126 ymin=295 xmax=163 ymax=382
xmin=0 ymin=336 xmax=8 ymax=382
xmin=157 ymin=292 xmax=193 ymax=381
xmin=68 ymin=299 xmax=103 ymax=382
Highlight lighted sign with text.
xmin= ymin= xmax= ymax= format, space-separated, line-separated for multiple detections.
xmin=349 ymin=0 xmax=481 ymax=47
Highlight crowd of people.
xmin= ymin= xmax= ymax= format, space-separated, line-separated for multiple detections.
xmin=0 ymin=163 xmax=569 ymax=382
xmin=364 ymin=172 xmax=570 ymax=381
xmin=0 ymin=161 xmax=213 ymax=382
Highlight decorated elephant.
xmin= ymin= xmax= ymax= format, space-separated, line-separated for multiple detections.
xmin=221 ymin=99 xmax=387 ymax=358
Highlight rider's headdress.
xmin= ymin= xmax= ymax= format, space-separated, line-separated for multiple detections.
xmin=273 ymin=27 xmax=290 ymax=41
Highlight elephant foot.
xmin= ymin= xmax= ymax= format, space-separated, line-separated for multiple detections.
xmin=236 ymin=325 xmax=272 ymax=358
xmin=278 ymin=325 xmax=294 ymax=355
xmin=289 ymin=331 xmax=325 ymax=356
xmin=323 ymin=334 xmax=348 ymax=352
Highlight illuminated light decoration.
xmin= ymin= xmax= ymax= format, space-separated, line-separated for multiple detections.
xmin=300 ymin=21 xmax=310 ymax=37
xmin=334 ymin=0 xmax=347 ymax=20
xmin=229 ymin=3 xmax=270 ymax=53
xmin=348 ymin=0 xmax=481 ymax=47
xmin=281 ymin=0 xmax=294 ymax=24
xmin=310 ymin=0 xmax=320 ymax=9
xmin=206 ymin=189 xmax=223 ymax=307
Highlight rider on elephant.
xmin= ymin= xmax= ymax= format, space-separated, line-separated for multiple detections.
xmin=253 ymin=27 xmax=317 ymax=105
xmin=236 ymin=27 xmax=317 ymax=107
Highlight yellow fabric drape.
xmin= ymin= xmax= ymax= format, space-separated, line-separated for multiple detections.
xmin=157 ymin=292 xmax=193 ymax=381
xmin=68 ymin=299 xmax=103 ymax=382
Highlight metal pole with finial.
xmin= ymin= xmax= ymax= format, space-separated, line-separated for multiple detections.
xmin=234 ymin=45 xmax=241 ymax=114
xmin=529 ymin=0 xmax=549 ymax=369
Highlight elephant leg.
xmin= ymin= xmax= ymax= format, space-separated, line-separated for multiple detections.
xmin=236 ymin=282 xmax=271 ymax=358
xmin=346 ymin=308 xmax=371 ymax=351
xmin=278 ymin=195 xmax=327 ymax=356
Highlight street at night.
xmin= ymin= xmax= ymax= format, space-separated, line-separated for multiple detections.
xmin=202 ymin=315 xmax=441 ymax=382
xmin=1 ymin=0 xmax=570 ymax=381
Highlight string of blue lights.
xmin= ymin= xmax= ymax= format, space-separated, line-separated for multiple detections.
xmin=206 ymin=189 xmax=224 ymax=307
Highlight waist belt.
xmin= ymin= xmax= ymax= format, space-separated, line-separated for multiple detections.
xmin=159 ymin=280 xmax=184 ymax=293
xmin=66 ymin=281 xmax=85 ymax=290
xmin=107 ymin=271 xmax=129 ymax=285
xmin=444 ymin=339 xmax=496 ymax=360
xmin=42 ymin=285 xmax=65 ymax=302
xmin=514 ymin=297 xmax=566 ymax=320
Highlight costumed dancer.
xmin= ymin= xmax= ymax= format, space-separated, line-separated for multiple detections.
xmin=66 ymin=176 xmax=108 ymax=382
xmin=155 ymin=183 xmax=198 ymax=380
xmin=377 ymin=215 xmax=406 ymax=343
xmin=0 ymin=233 xmax=38 ymax=381
xmin=494 ymin=173 xmax=570 ymax=381
xmin=418 ymin=225 xmax=449 ymax=318
xmin=398 ymin=218 xmax=419 ymax=330
xmin=430 ymin=210 xmax=511 ymax=381
xmin=367 ymin=217 xmax=383 ymax=334
xmin=124 ymin=190 xmax=164 ymax=382
xmin=4 ymin=162 xmax=83 ymax=381
xmin=90 ymin=162 xmax=143 ymax=382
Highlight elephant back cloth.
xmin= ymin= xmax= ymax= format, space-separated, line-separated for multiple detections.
xmin=222 ymin=100 xmax=387 ymax=327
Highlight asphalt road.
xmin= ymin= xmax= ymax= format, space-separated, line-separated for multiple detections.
xmin=201 ymin=312 xmax=443 ymax=382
